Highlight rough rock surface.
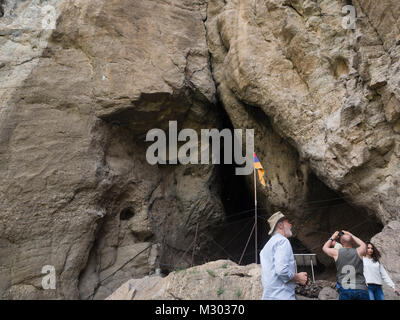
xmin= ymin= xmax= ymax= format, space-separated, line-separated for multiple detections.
xmin=295 ymin=279 xmax=337 ymax=299
xmin=107 ymin=259 xmax=337 ymax=300
xmin=206 ymin=0 xmax=400 ymax=264
xmin=318 ymin=286 xmax=339 ymax=300
xmin=1 ymin=0 xmax=400 ymax=300
xmin=370 ymin=221 xmax=400 ymax=300
xmin=0 ymin=0 xmax=223 ymax=300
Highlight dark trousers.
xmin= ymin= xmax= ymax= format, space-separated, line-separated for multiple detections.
xmin=338 ymin=288 xmax=370 ymax=300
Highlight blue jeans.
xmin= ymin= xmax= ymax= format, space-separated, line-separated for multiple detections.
xmin=367 ymin=284 xmax=385 ymax=300
xmin=338 ymin=288 xmax=370 ymax=300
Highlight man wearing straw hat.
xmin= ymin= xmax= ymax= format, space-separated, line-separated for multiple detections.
xmin=260 ymin=211 xmax=308 ymax=300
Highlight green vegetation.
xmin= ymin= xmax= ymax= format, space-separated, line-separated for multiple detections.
xmin=217 ymin=288 xmax=224 ymax=296
xmin=235 ymin=290 xmax=242 ymax=298
xmin=221 ymin=263 xmax=228 ymax=269
xmin=206 ymin=269 xmax=216 ymax=278
xmin=174 ymin=266 xmax=186 ymax=274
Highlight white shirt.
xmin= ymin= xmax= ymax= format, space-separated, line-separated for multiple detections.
xmin=260 ymin=233 xmax=296 ymax=300
xmin=363 ymin=257 xmax=396 ymax=289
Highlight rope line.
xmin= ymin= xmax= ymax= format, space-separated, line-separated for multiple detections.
xmin=81 ymin=193 xmax=378 ymax=298
xmin=84 ymin=214 xmax=377 ymax=299
xmin=84 ymin=243 xmax=153 ymax=300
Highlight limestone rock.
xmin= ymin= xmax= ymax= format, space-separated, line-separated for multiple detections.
xmin=295 ymin=280 xmax=336 ymax=299
xmin=107 ymin=260 xmax=263 ymax=300
xmin=2 ymin=0 xmax=400 ymax=301
xmin=318 ymin=287 xmax=339 ymax=300
xmin=0 ymin=0 xmax=222 ymax=300
xmin=206 ymin=0 xmax=400 ymax=267
xmin=370 ymin=221 xmax=400 ymax=300
xmin=108 ymin=260 xmax=340 ymax=300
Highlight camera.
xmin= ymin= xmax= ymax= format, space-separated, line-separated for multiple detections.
xmin=338 ymin=231 xmax=344 ymax=240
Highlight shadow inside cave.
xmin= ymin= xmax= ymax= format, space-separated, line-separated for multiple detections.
xmin=201 ymin=158 xmax=383 ymax=282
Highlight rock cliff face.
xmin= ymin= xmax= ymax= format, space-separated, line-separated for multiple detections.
xmin=206 ymin=0 xmax=400 ymax=281
xmin=106 ymin=259 xmax=339 ymax=300
xmin=0 ymin=0 xmax=399 ymax=299
xmin=207 ymin=0 xmax=400 ymax=225
xmin=0 ymin=0 xmax=224 ymax=299
xmin=107 ymin=260 xmax=263 ymax=300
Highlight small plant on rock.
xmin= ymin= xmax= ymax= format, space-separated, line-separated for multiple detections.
xmin=236 ymin=290 xmax=242 ymax=298
xmin=206 ymin=269 xmax=216 ymax=278
xmin=174 ymin=266 xmax=186 ymax=274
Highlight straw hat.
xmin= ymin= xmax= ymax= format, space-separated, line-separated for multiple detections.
xmin=268 ymin=211 xmax=286 ymax=235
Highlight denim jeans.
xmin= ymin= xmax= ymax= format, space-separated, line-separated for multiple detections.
xmin=367 ymin=284 xmax=385 ymax=300
xmin=338 ymin=288 xmax=370 ymax=300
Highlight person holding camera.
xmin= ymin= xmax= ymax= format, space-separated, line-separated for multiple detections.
xmin=363 ymin=241 xmax=400 ymax=300
xmin=260 ymin=211 xmax=308 ymax=300
xmin=322 ymin=230 xmax=369 ymax=300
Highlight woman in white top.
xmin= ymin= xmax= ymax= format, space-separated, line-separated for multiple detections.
xmin=363 ymin=242 xmax=400 ymax=300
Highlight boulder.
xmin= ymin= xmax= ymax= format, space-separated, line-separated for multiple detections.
xmin=318 ymin=287 xmax=339 ymax=300
xmin=371 ymin=221 xmax=400 ymax=300
xmin=107 ymin=260 xmax=262 ymax=300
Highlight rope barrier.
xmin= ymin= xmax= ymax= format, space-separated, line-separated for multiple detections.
xmin=82 ymin=210 xmax=378 ymax=299
xmin=84 ymin=243 xmax=154 ymax=300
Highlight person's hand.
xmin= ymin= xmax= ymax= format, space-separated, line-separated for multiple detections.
xmin=342 ymin=230 xmax=353 ymax=237
xmin=331 ymin=231 xmax=339 ymax=240
xmin=295 ymin=272 xmax=308 ymax=286
xmin=394 ymin=288 xmax=400 ymax=296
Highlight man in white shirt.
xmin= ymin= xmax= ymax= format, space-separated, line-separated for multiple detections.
xmin=260 ymin=211 xmax=308 ymax=300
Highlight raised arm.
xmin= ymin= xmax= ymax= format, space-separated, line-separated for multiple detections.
xmin=322 ymin=231 xmax=339 ymax=261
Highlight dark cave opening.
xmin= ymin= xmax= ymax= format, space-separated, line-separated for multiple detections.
xmin=200 ymin=105 xmax=271 ymax=266
xmin=301 ymin=172 xmax=384 ymax=279
xmin=145 ymin=97 xmax=384 ymax=279
xmin=200 ymin=104 xmax=383 ymax=277
xmin=120 ymin=207 xmax=135 ymax=220
xmin=209 ymin=164 xmax=383 ymax=280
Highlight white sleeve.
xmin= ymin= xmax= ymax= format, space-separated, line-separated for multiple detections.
xmin=274 ymin=239 xmax=295 ymax=284
xmin=379 ymin=263 xmax=395 ymax=289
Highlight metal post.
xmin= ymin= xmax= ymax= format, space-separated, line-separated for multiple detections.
xmin=254 ymin=166 xmax=258 ymax=264
xmin=191 ymin=223 xmax=199 ymax=267
xmin=310 ymin=258 xmax=315 ymax=283
xmin=239 ymin=223 xmax=256 ymax=265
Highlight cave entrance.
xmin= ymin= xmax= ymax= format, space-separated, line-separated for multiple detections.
xmin=297 ymin=172 xmax=383 ymax=280
xmin=207 ymin=165 xmax=312 ymax=267
xmin=197 ymin=106 xmax=271 ymax=266
xmin=212 ymin=159 xmax=263 ymax=265
xmin=199 ymin=108 xmax=383 ymax=277
xmin=152 ymin=100 xmax=383 ymax=278
xmin=207 ymin=167 xmax=383 ymax=279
